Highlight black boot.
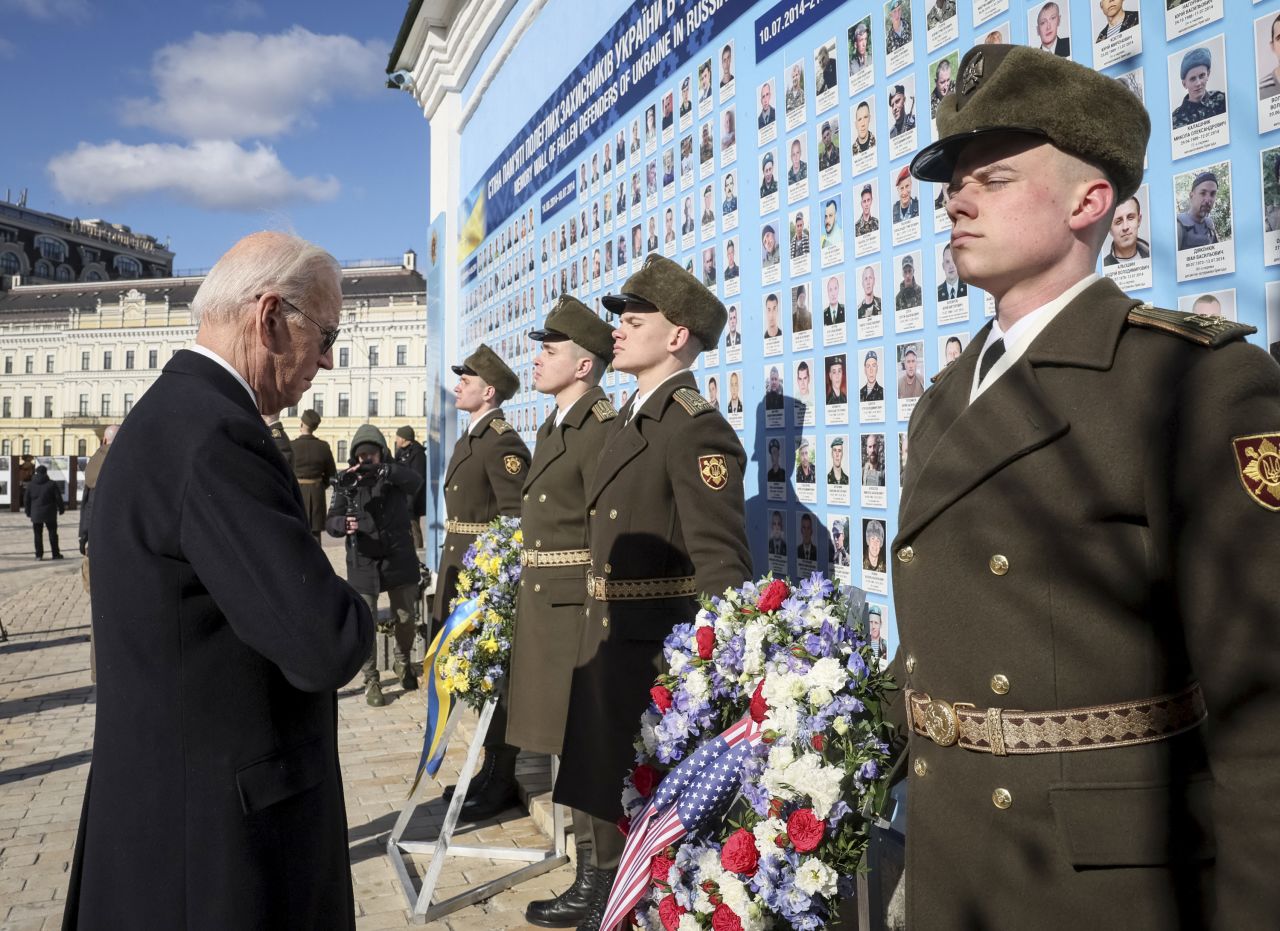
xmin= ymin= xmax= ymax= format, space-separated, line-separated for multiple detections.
xmin=460 ymin=744 xmax=521 ymax=821
xmin=441 ymin=747 xmax=497 ymax=803
xmin=526 ymin=842 xmax=597 ymax=927
xmin=574 ymin=867 xmax=617 ymax=931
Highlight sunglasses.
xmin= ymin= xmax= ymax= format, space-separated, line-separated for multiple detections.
xmin=259 ymin=294 xmax=340 ymax=353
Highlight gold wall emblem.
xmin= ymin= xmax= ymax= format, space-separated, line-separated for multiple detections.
xmin=1233 ymin=434 xmax=1280 ymax=511
xmin=698 ymin=454 xmax=729 ymax=490
xmin=504 ymin=455 xmax=523 ymax=474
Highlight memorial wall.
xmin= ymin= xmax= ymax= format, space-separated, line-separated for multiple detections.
xmin=454 ymin=0 xmax=1280 ymax=659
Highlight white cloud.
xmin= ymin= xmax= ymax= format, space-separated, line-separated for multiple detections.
xmin=1 ymin=0 xmax=89 ymax=19
xmin=47 ymin=139 xmax=340 ymax=210
xmin=121 ymin=26 xmax=388 ymax=141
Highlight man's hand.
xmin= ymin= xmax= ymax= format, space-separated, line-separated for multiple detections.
xmin=345 ymin=516 xmax=359 ymax=535
xmin=79 ymin=535 xmax=88 ymax=555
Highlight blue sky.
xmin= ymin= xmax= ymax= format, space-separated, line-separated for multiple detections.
xmin=0 ymin=0 xmax=429 ymax=270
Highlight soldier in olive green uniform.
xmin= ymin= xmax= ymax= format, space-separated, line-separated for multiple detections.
xmin=885 ymin=45 xmax=1280 ymax=929
xmin=292 ymin=409 xmax=336 ymax=542
xmin=507 ymin=298 xmax=618 ymax=928
xmin=555 ymin=255 xmax=751 ymax=931
xmin=264 ymin=413 xmax=293 ymax=467
xmin=431 ymin=344 xmax=530 ymax=815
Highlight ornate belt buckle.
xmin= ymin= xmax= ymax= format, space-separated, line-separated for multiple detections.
xmin=924 ymin=700 xmax=974 ymax=747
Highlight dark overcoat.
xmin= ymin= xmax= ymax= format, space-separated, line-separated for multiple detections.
xmin=63 ymin=350 xmax=373 ymax=931
xmin=395 ymin=439 xmax=428 ymax=519
xmin=24 ymin=472 xmax=64 ymax=524
xmin=429 ymin=409 xmax=529 ymax=627
xmin=292 ymin=433 xmax=336 ymax=533
xmin=556 ymin=373 xmax=751 ymax=821
xmin=325 ymin=460 xmax=422 ymax=595
xmin=888 ymin=278 xmax=1280 ymax=930
xmin=506 ymin=388 xmax=616 ymax=754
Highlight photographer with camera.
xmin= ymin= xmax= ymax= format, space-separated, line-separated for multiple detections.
xmin=326 ymin=423 xmax=424 ymax=707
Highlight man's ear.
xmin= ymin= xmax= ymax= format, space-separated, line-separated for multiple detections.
xmin=257 ymin=294 xmax=289 ymax=352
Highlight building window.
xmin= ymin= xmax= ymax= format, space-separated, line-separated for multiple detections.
xmin=0 ymin=251 xmax=20 ymax=276
xmin=2 ymin=440 xmax=10 ymax=456
xmin=81 ymin=352 xmax=90 ymax=371
xmin=23 ymin=397 xmax=32 ymax=418
xmin=368 ymin=346 xmax=379 ymax=367
xmin=103 ymin=351 xmax=112 ymax=370
xmin=22 ymin=439 xmax=31 ymax=455
xmin=34 ymin=259 xmax=53 ymax=278
xmin=3 ymin=357 xmax=11 ymax=374
xmin=34 ymin=235 xmax=68 ymax=263
xmin=338 ymin=392 xmax=349 ymax=417
xmin=114 ymin=255 xmax=142 ymax=277
xmin=286 ymin=405 xmax=298 ymax=418
xmin=45 ymin=354 xmax=54 ymax=373
xmin=396 ymin=345 xmax=407 ymax=366
xmin=423 ymin=391 xmax=428 ymax=416
xmin=43 ymin=396 xmax=53 ymax=418
xmin=395 ymin=391 xmax=406 ymax=417
xmin=79 ymin=394 xmax=88 ymax=416
xmin=336 ymin=441 xmax=348 ymax=463
xmin=77 ymin=439 xmax=87 ymax=456
xmin=148 ymin=349 xmax=158 ymax=368
xmin=368 ymin=392 xmax=379 ymax=417
xmin=24 ymin=356 xmax=33 ymax=374
xmin=85 ymin=270 xmax=104 ymax=282
xmin=123 ymin=393 xmax=134 ymax=415
xmin=2 ymin=398 xmax=9 ymax=418
xmin=338 ymin=347 xmax=349 ymax=367
xmin=101 ymin=394 xmax=110 ymax=416
xmin=43 ymin=440 xmax=52 ymax=456
xmin=56 ymin=265 xmax=73 ymax=282
xmin=313 ymin=395 xmax=324 ymax=416
xmin=125 ymin=351 xmax=135 ymax=370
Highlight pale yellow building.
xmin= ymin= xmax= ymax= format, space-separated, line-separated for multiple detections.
xmin=0 ymin=252 xmax=427 ymax=467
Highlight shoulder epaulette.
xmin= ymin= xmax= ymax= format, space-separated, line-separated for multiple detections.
xmin=672 ymin=387 xmax=714 ymax=416
xmin=1127 ymin=303 xmax=1255 ymax=348
xmin=490 ymin=418 xmax=513 ymax=434
xmin=592 ymin=399 xmax=618 ymax=422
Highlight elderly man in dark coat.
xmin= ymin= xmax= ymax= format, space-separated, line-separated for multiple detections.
xmin=24 ymin=464 xmax=65 ymax=560
xmin=62 ymin=231 xmax=373 ymax=931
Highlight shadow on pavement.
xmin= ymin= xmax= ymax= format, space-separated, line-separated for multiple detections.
xmin=0 ymin=747 xmax=92 ymax=788
xmin=0 ymin=683 xmax=95 ymax=721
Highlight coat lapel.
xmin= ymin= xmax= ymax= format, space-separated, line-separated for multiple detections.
xmin=586 ymin=371 xmax=694 ymax=507
xmin=526 ymin=409 xmax=569 ymax=488
xmin=895 ymin=278 xmax=1135 ymax=546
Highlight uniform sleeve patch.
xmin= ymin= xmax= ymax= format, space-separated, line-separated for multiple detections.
xmin=504 ymin=454 xmax=524 ymax=475
xmin=698 ymin=454 xmax=728 ymax=490
xmin=1233 ymin=434 xmax=1280 ymax=511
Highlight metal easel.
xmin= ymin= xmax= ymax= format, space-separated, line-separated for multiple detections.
xmin=386 ymin=696 xmax=570 ymax=923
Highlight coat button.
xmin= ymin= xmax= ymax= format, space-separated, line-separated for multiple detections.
xmin=590 ymin=508 xmax=597 ymax=517
xmin=452 ymin=484 xmax=459 ymax=491
xmin=913 ymin=758 xmax=928 ymax=777
xmin=992 ymin=788 xmax=1012 ymax=810
xmin=897 ymin=546 xmax=915 ymax=563
xmin=523 ymin=494 xmax=528 ymax=501
xmin=610 ymin=509 xmax=618 ymax=519
xmin=534 ymin=583 xmax=542 ymax=592
xmin=448 ymin=545 xmax=455 ymax=552
xmin=602 ymin=618 xmax=609 ymax=628
xmin=905 ymin=655 xmax=916 ymax=674
xmin=990 ymin=674 xmax=1010 ymax=695
xmin=989 ymin=554 xmax=1009 ymax=575
xmin=535 ymin=539 xmax=541 ymax=547
xmin=539 ymin=493 xmax=547 ymax=502
xmin=604 ymin=563 xmax=612 ymax=574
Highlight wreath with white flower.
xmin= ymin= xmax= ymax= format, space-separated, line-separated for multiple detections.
xmin=621 ymin=574 xmax=895 ymax=931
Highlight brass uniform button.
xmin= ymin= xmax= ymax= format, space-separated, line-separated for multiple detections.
xmin=448 ymin=545 xmax=455 ymax=552
xmin=539 ymin=493 xmax=547 ymax=502
xmin=602 ymin=618 xmax=609 ymax=628
xmin=589 ymin=508 xmax=597 ymax=517
xmin=520 ymin=580 xmax=526 ymax=588
xmin=534 ymin=583 xmax=542 ymax=592
xmin=522 ymin=494 xmax=528 ymax=501
xmin=989 ymin=554 xmax=1009 ymax=575
xmin=990 ymin=674 xmax=1010 ymax=695
xmin=604 ymin=563 xmax=612 ymax=574
xmin=992 ymin=788 xmax=1012 ymax=810
xmin=897 ymin=546 xmax=915 ymax=564
xmin=905 ymin=655 xmax=916 ymax=675
xmin=913 ymin=758 xmax=928 ymax=777
xmin=535 ymin=540 xmax=541 ymax=547
xmin=452 ymin=484 xmax=459 ymax=491
xmin=610 ymin=509 xmax=618 ymax=519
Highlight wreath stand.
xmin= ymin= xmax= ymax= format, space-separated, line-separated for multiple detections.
xmin=386 ymin=697 xmax=570 ymax=923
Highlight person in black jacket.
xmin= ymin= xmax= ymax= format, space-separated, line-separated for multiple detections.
xmin=328 ymin=423 xmax=424 ymax=706
xmin=393 ymin=425 xmax=427 ymax=549
xmin=25 ymin=465 xmax=65 ymax=560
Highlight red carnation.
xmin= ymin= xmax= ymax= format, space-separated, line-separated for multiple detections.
xmin=756 ymin=578 xmax=791 ymax=613
xmin=749 ymin=679 xmax=768 ymax=724
xmin=696 ymin=625 xmax=716 ymax=660
xmin=787 ymin=807 xmax=825 ymax=853
xmin=650 ymin=853 xmax=676 ymax=885
xmin=769 ymin=797 xmax=785 ymax=818
xmin=650 ymin=684 xmax=674 ymax=712
xmin=711 ymin=902 xmax=745 ymax=931
xmin=617 ymin=815 xmax=631 ymax=836
xmin=658 ymin=895 xmax=686 ymax=931
xmin=810 ymin=733 xmax=826 ymax=751
xmin=632 ymin=764 xmax=661 ymax=798
xmin=719 ymin=827 xmax=760 ymax=877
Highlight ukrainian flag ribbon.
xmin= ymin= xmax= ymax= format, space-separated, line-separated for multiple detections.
xmin=410 ymin=596 xmax=481 ymax=795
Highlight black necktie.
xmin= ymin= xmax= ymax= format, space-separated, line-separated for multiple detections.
xmin=978 ymin=337 xmax=1006 ymax=384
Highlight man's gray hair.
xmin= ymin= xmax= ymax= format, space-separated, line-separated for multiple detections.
xmin=191 ymin=231 xmax=341 ymax=326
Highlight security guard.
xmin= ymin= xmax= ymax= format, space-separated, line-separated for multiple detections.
xmin=890 ymin=44 xmax=1280 ymax=928
xmin=432 ymin=343 xmax=529 ymax=812
xmin=506 ymin=297 xmax=618 ymax=927
xmin=292 ymin=409 xmax=336 ymax=542
xmin=555 ymin=255 xmax=751 ymax=930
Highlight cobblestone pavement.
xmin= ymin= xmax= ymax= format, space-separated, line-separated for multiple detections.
xmin=0 ymin=512 xmax=573 ymax=930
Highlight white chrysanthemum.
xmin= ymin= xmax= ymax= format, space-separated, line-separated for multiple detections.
xmin=807 ymin=656 xmax=848 ymax=694
xmin=685 ymin=667 xmax=711 ymax=702
xmin=795 ymin=856 xmax=839 ymax=897
xmin=719 ymin=875 xmax=759 ymax=927
xmin=692 ymin=886 xmax=715 ymax=914
xmin=767 ymin=742 xmax=796 ymax=772
xmin=742 ymin=622 xmax=768 ymax=676
xmin=696 ymin=608 xmax=717 ymax=627
xmin=670 ymin=651 xmax=690 ymax=675
xmin=764 ymin=701 xmax=801 ymax=738
xmin=696 ymin=846 xmax=724 ymax=880
xmin=679 ymin=913 xmax=703 ymax=930
xmin=761 ymin=671 xmax=806 ymax=711
xmin=621 ymin=785 xmax=642 ymax=810
xmin=763 ymin=752 xmax=846 ymax=818
xmin=804 ymin=606 xmax=828 ymax=629
xmin=752 ymin=817 xmax=787 ymax=858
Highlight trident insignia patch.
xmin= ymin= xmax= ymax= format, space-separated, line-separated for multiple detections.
xmin=698 ymin=454 xmax=729 ymax=491
xmin=1232 ymin=434 xmax=1280 ymax=511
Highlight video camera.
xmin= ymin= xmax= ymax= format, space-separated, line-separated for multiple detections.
xmin=332 ymin=460 xmax=381 ymax=491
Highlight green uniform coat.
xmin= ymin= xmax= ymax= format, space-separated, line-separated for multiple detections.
xmin=888 ymin=277 xmax=1280 ymax=929
xmin=555 ymin=373 xmax=751 ymax=822
xmin=291 ymin=434 xmax=337 ymax=534
xmin=505 ymin=388 xmax=616 ymax=754
xmin=430 ymin=409 xmax=529 ymax=627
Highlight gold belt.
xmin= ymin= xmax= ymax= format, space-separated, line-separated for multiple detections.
xmin=444 ymin=519 xmax=488 ymax=535
xmin=297 ymin=478 xmax=324 ymax=485
xmin=586 ymin=571 xmax=698 ymax=602
xmin=905 ymin=682 xmax=1206 ymax=756
xmin=520 ymin=548 xmax=590 ymax=568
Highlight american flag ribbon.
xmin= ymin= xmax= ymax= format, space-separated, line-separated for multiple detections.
xmin=599 ymin=713 xmax=766 ymax=931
